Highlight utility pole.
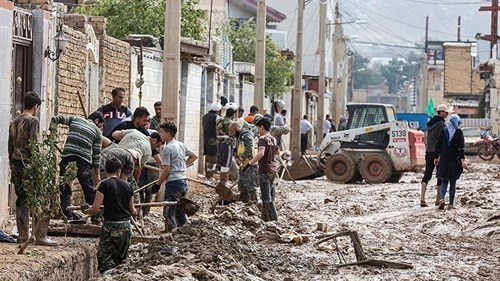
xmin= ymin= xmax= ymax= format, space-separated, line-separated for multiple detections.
xmin=457 ymin=16 xmax=461 ymax=42
xmin=161 ymin=0 xmax=181 ymax=123
xmin=479 ymin=0 xmax=499 ymax=58
xmin=316 ymin=0 xmax=327 ymax=146
xmin=331 ymin=2 xmax=344 ymax=126
xmin=254 ymin=0 xmax=266 ymax=111
xmin=292 ymin=0 xmax=304 ymax=158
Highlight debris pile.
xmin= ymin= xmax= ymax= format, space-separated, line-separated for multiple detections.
xmin=99 ymin=206 xmax=336 ymax=280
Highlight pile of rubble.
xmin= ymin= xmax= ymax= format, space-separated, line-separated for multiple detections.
xmin=99 ymin=203 xmax=336 ymax=281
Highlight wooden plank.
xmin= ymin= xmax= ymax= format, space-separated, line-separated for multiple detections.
xmin=334 ymin=259 xmax=413 ymax=269
xmin=48 ymin=224 xmax=102 ymax=237
xmin=349 ymin=230 xmax=367 ymax=261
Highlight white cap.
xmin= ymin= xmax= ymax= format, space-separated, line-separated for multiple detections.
xmin=436 ymin=104 xmax=453 ymax=113
xmin=225 ymin=102 xmax=238 ymax=110
xmin=210 ymin=102 xmax=222 ymax=111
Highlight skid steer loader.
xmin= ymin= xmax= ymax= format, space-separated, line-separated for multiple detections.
xmin=285 ymin=103 xmax=426 ymax=184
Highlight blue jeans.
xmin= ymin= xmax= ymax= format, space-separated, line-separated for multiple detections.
xmin=163 ymin=179 xmax=188 ymax=229
xmin=259 ymin=173 xmax=275 ymax=203
xmin=440 ymin=179 xmax=457 ymax=205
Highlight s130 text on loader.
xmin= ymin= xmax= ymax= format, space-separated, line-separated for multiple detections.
xmin=285 ymin=103 xmax=426 ymax=184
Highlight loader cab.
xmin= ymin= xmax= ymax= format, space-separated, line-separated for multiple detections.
xmin=343 ymin=103 xmax=396 ymax=148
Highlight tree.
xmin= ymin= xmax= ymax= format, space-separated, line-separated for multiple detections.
xmin=352 ymin=52 xmax=382 ymax=89
xmin=18 ymin=125 xmax=77 ymax=254
xmin=77 ymin=0 xmax=205 ymax=40
xmin=225 ymin=21 xmax=294 ymax=99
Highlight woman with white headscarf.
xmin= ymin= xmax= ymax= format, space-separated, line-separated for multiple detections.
xmin=434 ymin=114 xmax=467 ymax=210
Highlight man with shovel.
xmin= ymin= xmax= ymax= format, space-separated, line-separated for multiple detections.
xmin=150 ymin=122 xmax=198 ymax=232
xmin=84 ymin=158 xmax=137 ymax=273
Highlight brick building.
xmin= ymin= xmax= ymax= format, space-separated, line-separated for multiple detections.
xmin=0 ymin=0 xmax=133 ymax=223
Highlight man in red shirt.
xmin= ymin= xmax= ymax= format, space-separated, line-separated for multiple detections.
xmin=244 ymin=118 xmax=279 ymax=221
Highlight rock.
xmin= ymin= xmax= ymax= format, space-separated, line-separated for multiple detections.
xmin=317 ymin=222 xmax=328 ymax=232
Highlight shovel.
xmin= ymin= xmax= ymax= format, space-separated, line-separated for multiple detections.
xmin=67 ymin=197 xmax=200 ymax=216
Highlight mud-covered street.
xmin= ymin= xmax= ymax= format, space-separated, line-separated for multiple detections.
xmin=91 ymin=157 xmax=499 ymax=280
xmin=1 ymin=157 xmax=498 ymax=280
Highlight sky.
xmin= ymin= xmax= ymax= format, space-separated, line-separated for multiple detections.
xmin=328 ymin=0 xmax=492 ymax=58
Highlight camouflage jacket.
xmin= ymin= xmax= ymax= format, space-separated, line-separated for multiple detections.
xmin=216 ymin=117 xmax=235 ymax=146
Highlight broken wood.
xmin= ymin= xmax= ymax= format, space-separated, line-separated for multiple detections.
xmin=314 ymin=230 xmax=412 ymax=270
xmin=334 ymin=258 xmax=414 ymax=269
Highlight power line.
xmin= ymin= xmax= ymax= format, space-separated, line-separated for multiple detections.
xmin=346 ymin=0 xmax=476 ymax=38
xmin=338 ymin=1 xmax=416 ymax=45
xmin=353 ymin=41 xmax=422 ymax=49
xmin=402 ymin=0 xmax=487 ymax=5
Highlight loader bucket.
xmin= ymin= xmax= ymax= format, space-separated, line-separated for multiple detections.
xmin=284 ymin=155 xmax=324 ymax=181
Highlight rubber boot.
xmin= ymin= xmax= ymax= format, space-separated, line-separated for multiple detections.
xmin=261 ymin=203 xmax=270 ymax=222
xmin=420 ymin=182 xmax=428 ymax=207
xmin=16 ymin=204 xmax=30 ymax=243
xmin=142 ymin=191 xmax=153 ymax=216
xmin=60 ymin=194 xmax=74 ymax=219
xmin=267 ymin=202 xmax=278 ymax=221
xmin=219 ymin=172 xmax=228 ymax=183
xmin=35 ymin=217 xmax=58 ymax=246
xmin=435 ymin=185 xmax=441 ymax=206
xmin=239 ymin=190 xmax=249 ymax=203
xmin=248 ymin=189 xmax=258 ymax=204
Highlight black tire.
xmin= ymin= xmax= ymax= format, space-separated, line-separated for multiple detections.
xmin=478 ymin=146 xmax=495 ymax=161
xmin=324 ymin=153 xmax=357 ymax=183
xmin=359 ymin=154 xmax=393 ymax=184
xmin=388 ymin=171 xmax=404 ymax=183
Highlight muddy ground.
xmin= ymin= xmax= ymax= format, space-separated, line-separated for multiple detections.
xmin=1 ymin=156 xmax=499 ymax=280
xmin=99 ymin=156 xmax=500 ymax=280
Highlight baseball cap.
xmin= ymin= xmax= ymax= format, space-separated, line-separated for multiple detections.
xmin=436 ymin=104 xmax=453 ymax=113
xmin=275 ymin=99 xmax=285 ymax=108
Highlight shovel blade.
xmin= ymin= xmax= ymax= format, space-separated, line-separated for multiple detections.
xmin=215 ymin=182 xmax=235 ymax=201
xmin=176 ymin=197 xmax=200 ymax=216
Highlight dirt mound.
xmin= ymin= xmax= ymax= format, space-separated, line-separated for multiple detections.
xmin=99 ymin=203 xmax=334 ymax=280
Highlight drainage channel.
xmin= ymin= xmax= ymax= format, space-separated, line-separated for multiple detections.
xmin=0 ymin=237 xmax=98 ymax=281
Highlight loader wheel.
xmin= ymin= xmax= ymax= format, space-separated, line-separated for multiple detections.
xmin=388 ymin=171 xmax=404 ymax=183
xmin=324 ymin=153 xmax=357 ymax=183
xmin=359 ymin=154 xmax=393 ymax=184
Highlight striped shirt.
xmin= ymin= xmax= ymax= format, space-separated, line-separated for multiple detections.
xmin=52 ymin=116 xmax=102 ymax=167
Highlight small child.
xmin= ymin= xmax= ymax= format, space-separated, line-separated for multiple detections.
xmin=244 ymin=117 xmax=279 ymax=221
xmin=85 ymin=158 xmax=137 ymax=273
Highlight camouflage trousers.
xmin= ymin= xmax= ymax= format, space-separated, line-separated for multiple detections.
xmin=238 ymin=165 xmax=258 ymax=203
xmin=97 ymin=220 xmax=132 ymax=272
xmin=205 ymin=155 xmax=218 ymax=179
